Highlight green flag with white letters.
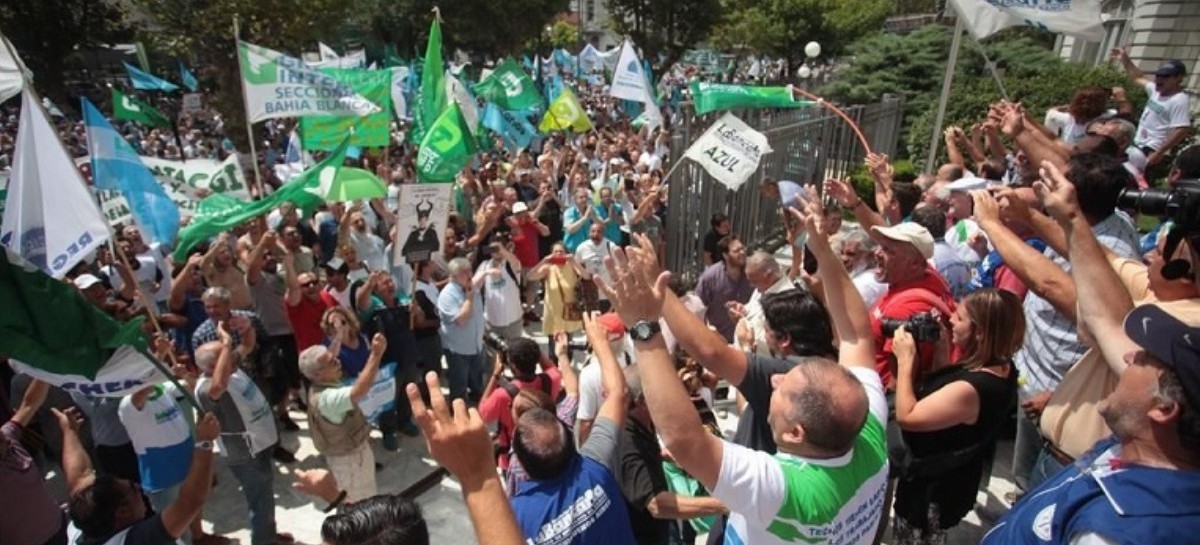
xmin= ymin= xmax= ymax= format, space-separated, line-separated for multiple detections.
xmin=416 ymin=102 xmax=476 ymax=182
xmin=111 ymin=89 xmax=170 ymax=128
xmin=689 ymin=81 xmax=816 ymax=116
xmin=300 ymin=68 xmax=392 ymax=150
xmin=473 ymin=58 xmax=541 ymax=112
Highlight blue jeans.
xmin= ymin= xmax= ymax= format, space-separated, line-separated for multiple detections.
xmin=227 ymin=449 xmax=277 ymax=545
xmin=445 ymin=351 xmax=484 ymax=402
xmin=1012 ymin=413 xmax=1041 ymax=492
xmin=1029 ymin=445 xmax=1068 ymax=490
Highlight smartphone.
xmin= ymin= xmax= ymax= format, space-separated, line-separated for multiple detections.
xmin=549 ymin=255 xmax=569 ymax=266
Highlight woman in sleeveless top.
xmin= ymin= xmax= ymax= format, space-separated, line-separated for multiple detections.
xmin=526 ymin=242 xmax=586 ymax=335
xmin=891 ymin=289 xmax=1025 ymax=544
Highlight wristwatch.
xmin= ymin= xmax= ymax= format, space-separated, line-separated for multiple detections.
xmin=195 ymin=440 xmax=215 ymax=452
xmin=629 ymin=320 xmax=662 ymax=342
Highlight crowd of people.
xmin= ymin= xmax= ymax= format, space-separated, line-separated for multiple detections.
xmin=2 ymin=45 xmax=1200 ymax=545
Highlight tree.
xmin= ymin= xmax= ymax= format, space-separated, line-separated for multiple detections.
xmin=606 ymin=0 xmax=722 ymax=71
xmin=548 ymin=20 xmax=580 ymax=50
xmin=129 ymin=0 xmax=360 ymax=152
xmin=820 ymin=25 xmax=1143 ymax=163
xmin=360 ymin=0 xmax=569 ymax=60
xmin=711 ymin=0 xmax=891 ymax=69
xmin=0 ymin=0 xmax=133 ymax=108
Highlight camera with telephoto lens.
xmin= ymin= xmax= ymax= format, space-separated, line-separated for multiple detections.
xmin=880 ymin=312 xmax=942 ymax=342
xmin=483 ymin=331 xmax=509 ymax=354
xmin=1117 ymin=180 xmax=1200 ymax=233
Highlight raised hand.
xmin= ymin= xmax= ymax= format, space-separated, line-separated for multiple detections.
xmin=407 ymin=372 xmax=496 ymax=486
xmin=822 ymin=177 xmax=858 ymax=208
xmin=195 ymin=412 xmax=220 ymax=442
xmin=970 ymin=189 xmax=1003 ymax=227
xmin=370 ymin=333 xmax=388 ymax=357
xmin=1035 ymin=160 xmax=1082 ymax=224
xmin=51 ymin=407 xmax=84 ymax=433
xmin=594 ymin=235 xmax=670 ymax=326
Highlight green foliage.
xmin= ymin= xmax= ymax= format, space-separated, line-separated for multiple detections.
xmin=548 ymin=21 xmax=581 ymax=50
xmin=358 ymin=0 xmax=569 ymax=58
xmin=848 ymin=159 xmax=918 ymax=207
xmin=0 ymin=0 xmax=134 ymax=107
xmin=821 ymin=25 xmax=1145 ymax=166
xmin=712 ymin=0 xmax=891 ymax=65
xmin=607 ymin=0 xmax=722 ymax=70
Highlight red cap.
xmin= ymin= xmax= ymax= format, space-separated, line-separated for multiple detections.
xmin=595 ymin=313 xmax=627 ymax=337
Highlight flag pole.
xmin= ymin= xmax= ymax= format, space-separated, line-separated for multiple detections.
xmin=788 ymin=86 xmax=873 ymax=156
xmin=113 ymin=249 xmax=204 ymax=412
xmin=233 ymin=15 xmax=265 ymax=199
xmin=925 ymin=16 xmax=964 ymax=174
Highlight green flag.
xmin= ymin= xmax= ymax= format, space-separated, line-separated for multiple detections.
xmin=0 ymin=248 xmax=148 ymax=380
xmin=300 ymin=68 xmax=393 ymax=150
xmin=173 ymin=140 xmax=351 ymax=261
xmin=111 ymin=89 xmax=171 ymax=128
xmin=413 ymin=17 xmax=446 ymax=143
xmin=538 ymin=88 xmax=593 ymax=133
xmin=689 ymin=81 xmax=816 ymax=116
xmin=473 ymin=58 xmax=541 ymax=112
xmin=416 ymin=102 xmax=476 ymax=182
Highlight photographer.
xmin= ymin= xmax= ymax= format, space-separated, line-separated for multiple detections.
xmin=477 ymin=241 xmax=525 ymax=362
xmin=479 ymin=338 xmax=563 ymax=471
xmin=890 ymin=288 xmax=1024 ymax=543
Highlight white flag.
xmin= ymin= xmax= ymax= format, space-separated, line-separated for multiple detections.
xmin=1 ymin=90 xmax=110 ymax=278
xmin=610 ymin=40 xmax=662 ymax=130
xmin=682 ymin=112 xmax=772 ymax=191
xmin=390 ymin=66 xmax=410 ymax=121
xmin=9 ymin=345 xmax=169 ymax=398
xmin=949 ymin=0 xmax=1105 ymax=41
xmin=0 ymin=32 xmax=30 ymax=104
xmin=238 ymin=41 xmax=379 ymax=123
xmin=318 ymin=42 xmax=340 ymax=62
xmin=445 ymin=73 xmax=480 ymax=136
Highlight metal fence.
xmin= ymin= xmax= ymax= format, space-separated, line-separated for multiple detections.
xmin=662 ymin=95 xmax=905 ymax=281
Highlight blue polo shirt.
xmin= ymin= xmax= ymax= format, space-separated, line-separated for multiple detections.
xmin=437 ymin=282 xmax=484 ymax=355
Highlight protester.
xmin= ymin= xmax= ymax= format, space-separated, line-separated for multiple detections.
xmin=1111 ymin=49 xmax=1192 ymax=167
xmin=1 ymin=379 xmax=65 ymax=545
xmin=478 ymin=337 xmax=562 ymax=471
xmin=695 ymin=235 xmax=753 ymax=343
xmin=438 ymin=257 xmax=487 ymax=402
xmin=526 ymin=241 xmax=585 ymax=335
xmin=299 ymin=333 xmax=387 ymax=503
xmin=603 ymin=224 xmax=888 ymax=544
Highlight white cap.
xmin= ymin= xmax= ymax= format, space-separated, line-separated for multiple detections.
xmin=945 ymin=176 xmax=991 ymax=193
xmin=323 ymin=257 xmax=347 ymax=272
xmin=511 ymin=202 xmax=529 ymax=214
xmin=871 ymin=223 xmax=935 ymax=259
xmin=73 ymin=274 xmax=102 ymax=290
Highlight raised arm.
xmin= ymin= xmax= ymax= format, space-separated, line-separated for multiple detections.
xmin=10 ymin=379 xmax=49 ymax=427
xmin=599 ymin=235 xmax=725 ymax=489
xmin=160 ymin=413 xmax=220 ymax=538
xmin=283 ymin=249 xmax=302 ymax=306
xmin=170 ymin=254 xmax=204 ymax=312
xmin=350 ymin=334 xmax=388 ymax=403
xmin=553 ymin=332 xmax=580 ymax=397
xmin=1038 ymin=161 xmax=1139 ymax=372
xmin=52 ymin=407 xmax=92 ymax=495
xmin=971 ymin=190 xmax=1077 ymax=321
xmin=583 ymin=313 xmax=628 ymax=429
xmin=1110 ymin=47 xmax=1150 ymax=88
xmin=790 ymin=198 xmax=874 ymax=370
xmin=944 ymin=127 xmax=967 ymax=169
xmin=246 ymin=231 xmax=277 ymax=286
xmin=204 ymin=323 xmax=237 ymax=400
xmin=407 ymin=374 xmax=526 ymax=545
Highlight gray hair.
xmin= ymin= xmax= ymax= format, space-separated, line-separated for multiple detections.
xmin=194 ymin=341 xmax=223 ymax=375
xmin=746 ymin=251 xmax=782 ymax=279
xmin=1107 ymin=118 xmax=1136 ymax=144
xmin=298 ymin=345 xmax=328 ymax=381
xmin=624 ymin=365 xmax=643 ymax=404
xmin=201 ymin=286 xmax=232 ymax=304
xmin=447 ymin=257 xmax=473 ymax=276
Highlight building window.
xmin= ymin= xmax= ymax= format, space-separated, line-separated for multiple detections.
xmin=586 ymin=0 xmax=595 ymax=24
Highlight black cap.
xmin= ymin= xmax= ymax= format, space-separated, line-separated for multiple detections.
xmin=1123 ymin=304 xmax=1200 ymax=408
xmin=1155 ymin=60 xmax=1187 ymax=78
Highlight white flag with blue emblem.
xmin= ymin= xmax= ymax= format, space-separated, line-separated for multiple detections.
xmin=609 ymin=40 xmax=662 ymax=130
xmin=1 ymin=89 xmax=110 ymax=278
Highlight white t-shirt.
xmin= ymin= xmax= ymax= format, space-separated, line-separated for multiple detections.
xmin=713 ymin=366 xmax=889 ymax=545
xmin=350 ymin=231 xmax=389 ymax=272
xmin=574 ymin=238 xmax=617 ymax=301
xmin=477 ymin=260 xmax=523 ymax=327
xmin=1134 ymin=82 xmax=1192 ymax=151
xmin=575 ymin=338 xmax=636 ymax=422
xmin=118 ymin=383 xmax=193 ymax=492
xmin=851 ymin=269 xmax=888 ymax=309
xmin=1044 ymin=108 xmax=1114 ymax=146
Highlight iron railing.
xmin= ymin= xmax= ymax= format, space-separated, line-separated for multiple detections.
xmin=662 ymin=95 xmax=905 ymax=281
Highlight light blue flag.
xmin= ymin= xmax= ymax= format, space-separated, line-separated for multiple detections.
xmin=481 ymin=103 xmax=536 ymax=151
xmin=123 ymin=62 xmax=179 ymax=93
xmin=179 ymin=61 xmax=198 ymax=92
xmin=81 ymin=99 xmax=180 ymax=245
xmin=545 ymin=74 xmax=564 ymax=106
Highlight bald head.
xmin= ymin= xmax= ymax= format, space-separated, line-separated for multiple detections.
xmin=772 ymin=360 xmax=868 ymax=456
xmin=512 ymin=408 xmax=576 ymax=480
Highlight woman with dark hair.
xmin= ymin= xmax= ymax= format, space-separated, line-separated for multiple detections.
xmin=890 ymin=288 xmax=1026 ymax=544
